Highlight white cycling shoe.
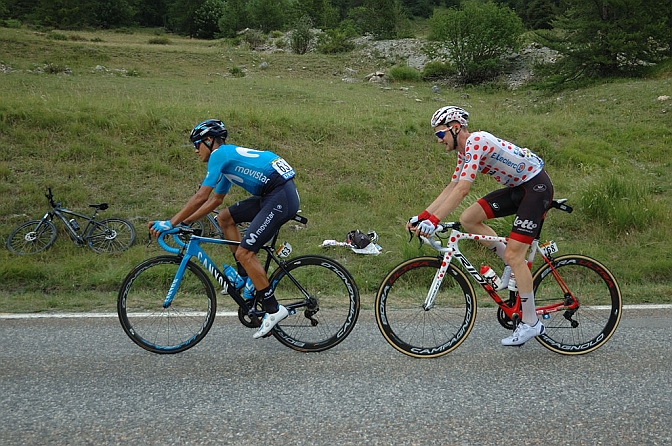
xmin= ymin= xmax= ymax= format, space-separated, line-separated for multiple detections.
xmin=253 ymin=305 xmax=289 ymax=339
xmin=501 ymin=320 xmax=546 ymax=346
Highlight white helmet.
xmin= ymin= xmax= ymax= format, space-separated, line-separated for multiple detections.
xmin=431 ymin=106 xmax=469 ymax=128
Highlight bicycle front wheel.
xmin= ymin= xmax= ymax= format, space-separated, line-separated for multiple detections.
xmin=6 ymin=220 xmax=57 ymax=255
xmin=86 ymin=218 xmax=136 ymax=253
xmin=375 ymin=257 xmax=477 ymax=358
xmin=117 ymin=255 xmax=217 ymax=354
xmin=533 ymin=254 xmax=622 ymax=355
xmin=269 ymin=255 xmax=360 ymax=352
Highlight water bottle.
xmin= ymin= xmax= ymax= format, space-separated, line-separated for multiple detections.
xmin=69 ymin=219 xmax=80 ymax=231
xmin=498 ymin=265 xmax=512 ymax=291
xmin=508 ymin=273 xmax=518 ymax=292
xmin=480 ymin=265 xmax=502 ymax=290
xmin=222 ymin=264 xmax=245 ymax=289
xmin=243 ymin=277 xmax=255 ymax=301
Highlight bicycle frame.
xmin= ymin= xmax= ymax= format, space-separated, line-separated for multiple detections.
xmin=39 ymin=187 xmax=109 ymax=244
xmin=158 ymin=215 xmax=308 ymax=317
xmin=423 ymin=225 xmax=579 ymax=323
xmin=44 ymin=207 xmax=101 ymax=243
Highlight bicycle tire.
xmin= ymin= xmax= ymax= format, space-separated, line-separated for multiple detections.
xmin=532 ymin=254 xmax=622 ymax=355
xmin=375 ymin=257 xmax=477 ymax=358
xmin=6 ymin=220 xmax=58 ymax=255
xmin=268 ymin=255 xmax=360 ymax=352
xmin=86 ymin=218 xmax=136 ymax=253
xmin=117 ymin=255 xmax=217 ymax=354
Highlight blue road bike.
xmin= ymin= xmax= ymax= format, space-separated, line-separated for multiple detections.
xmin=117 ymin=215 xmax=360 ymax=354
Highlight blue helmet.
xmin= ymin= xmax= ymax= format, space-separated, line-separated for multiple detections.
xmin=190 ymin=119 xmax=228 ymax=143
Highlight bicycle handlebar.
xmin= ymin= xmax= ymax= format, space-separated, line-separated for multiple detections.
xmin=155 ymin=213 xmax=308 ymax=254
xmin=45 ymin=187 xmax=57 ymax=208
xmin=156 ymin=227 xmax=190 ymax=254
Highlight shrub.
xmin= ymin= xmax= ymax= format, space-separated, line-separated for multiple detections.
xmin=388 ymin=65 xmax=421 ymax=82
xmin=47 ymin=32 xmax=68 ymax=41
xmin=421 ymin=61 xmax=457 ymax=80
xmin=242 ymin=29 xmax=266 ymax=50
xmin=40 ymin=63 xmax=71 ymax=74
xmin=229 ymin=66 xmax=245 ymax=77
xmin=429 ymin=1 xmax=525 ymax=85
xmin=290 ymin=15 xmax=313 ymax=55
xmin=317 ymin=29 xmax=355 ymax=54
xmin=3 ymin=19 xmax=22 ymax=29
xmin=148 ymin=37 xmax=171 ymax=45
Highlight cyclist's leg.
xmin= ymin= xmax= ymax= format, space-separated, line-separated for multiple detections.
xmin=217 ymin=207 xmax=244 ymax=256
xmin=233 ymin=181 xmax=300 ymax=315
xmin=461 ymin=187 xmax=519 ymax=260
xmin=503 ymin=171 xmax=554 ymax=337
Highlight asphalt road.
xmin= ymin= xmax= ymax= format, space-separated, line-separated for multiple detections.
xmin=1 ymin=307 xmax=671 ymax=445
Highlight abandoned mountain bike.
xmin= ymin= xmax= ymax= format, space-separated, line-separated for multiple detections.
xmin=6 ymin=187 xmax=136 ymax=255
xmin=375 ymin=199 xmax=622 ymax=358
xmin=117 ymin=214 xmax=360 ymax=354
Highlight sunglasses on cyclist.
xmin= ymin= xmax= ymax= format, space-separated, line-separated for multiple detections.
xmin=193 ymin=140 xmax=202 ymax=150
xmin=434 ymin=129 xmax=449 ymax=139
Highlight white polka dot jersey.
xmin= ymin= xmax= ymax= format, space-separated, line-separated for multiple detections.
xmin=452 ymin=131 xmax=545 ymax=187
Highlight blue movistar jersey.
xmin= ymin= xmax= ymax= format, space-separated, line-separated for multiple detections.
xmin=202 ymin=145 xmax=295 ymax=196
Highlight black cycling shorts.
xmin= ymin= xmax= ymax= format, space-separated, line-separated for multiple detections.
xmin=477 ymin=170 xmax=554 ymax=244
xmin=228 ymin=179 xmax=300 ymax=253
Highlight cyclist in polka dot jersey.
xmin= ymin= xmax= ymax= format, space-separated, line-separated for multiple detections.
xmin=406 ymin=106 xmax=554 ymax=347
xmin=456 ymin=133 xmax=544 ymax=186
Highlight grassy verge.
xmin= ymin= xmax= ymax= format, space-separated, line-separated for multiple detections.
xmin=1 ymin=26 xmax=671 ymax=312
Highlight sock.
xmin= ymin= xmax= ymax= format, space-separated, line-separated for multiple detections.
xmin=259 ymin=286 xmax=279 ymax=314
xmin=488 ymin=241 xmax=507 ymax=262
xmin=520 ymin=291 xmax=538 ymax=325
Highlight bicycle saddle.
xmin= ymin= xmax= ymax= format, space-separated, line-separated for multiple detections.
xmin=89 ymin=203 xmax=109 ymax=211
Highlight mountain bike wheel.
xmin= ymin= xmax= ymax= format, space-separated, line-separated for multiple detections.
xmin=117 ymin=255 xmax=217 ymax=354
xmin=532 ymin=254 xmax=622 ymax=355
xmin=86 ymin=218 xmax=136 ymax=253
xmin=375 ymin=257 xmax=477 ymax=358
xmin=6 ymin=220 xmax=58 ymax=255
xmin=269 ymin=255 xmax=360 ymax=352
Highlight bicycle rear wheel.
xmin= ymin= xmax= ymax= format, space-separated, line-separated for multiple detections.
xmin=533 ymin=254 xmax=622 ymax=355
xmin=269 ymin=255 xmax=360 ymax=352
xmin=375 ymin=257 xmax=477 ymax=358
xmin=117 ymin=255 xmax=217 ymax=354
xmin=87 ymin=218 xmax=136 ymax=253
xmin=6 ymin=220 xmax=57 ymax=255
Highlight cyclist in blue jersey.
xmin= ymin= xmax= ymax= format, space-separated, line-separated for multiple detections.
xmin=149 ymin=119 xmax=299 ymax=339
xmin=406 ymin=107 xmax=554 ymax=347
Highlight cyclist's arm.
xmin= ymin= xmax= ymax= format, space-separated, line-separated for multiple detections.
xmin=426 ymin=180 xmax=471 ymax=221
xmin=183 ymin=192 xmax=226 ymax=225
xmin=169 ymin=185 xmax=214 ymax=226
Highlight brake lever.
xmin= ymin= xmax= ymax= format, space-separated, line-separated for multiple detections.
xmin=407 ymin=227 xmax=425 ymax=248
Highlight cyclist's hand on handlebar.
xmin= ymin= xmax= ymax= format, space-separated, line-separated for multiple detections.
xmin=406 ymin=210 xmax=431 ymax=231
xmin=149 ymin=220 xmax=173 ymax=238
xmin=416 ymin=218 xmax=438 ymax=237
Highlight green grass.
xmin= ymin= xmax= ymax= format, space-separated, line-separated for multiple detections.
xmin=1 ymin=26 xmax=671 ymax=313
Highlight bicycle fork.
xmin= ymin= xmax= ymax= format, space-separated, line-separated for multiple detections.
xmin=423 ymin=251 xmax=454 ymax=310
